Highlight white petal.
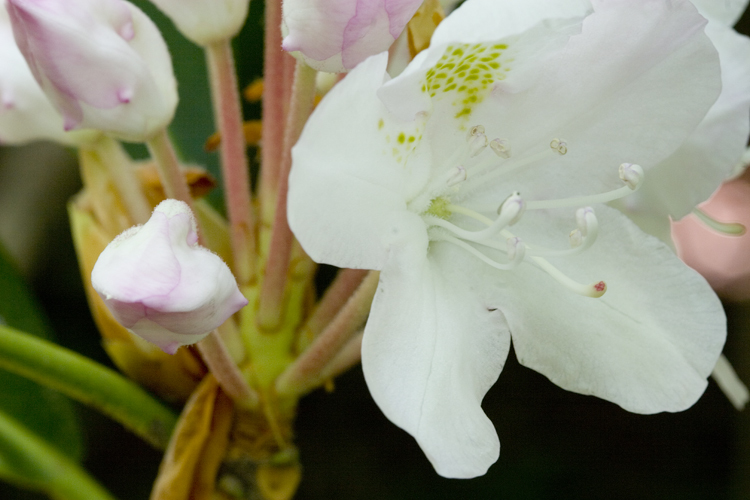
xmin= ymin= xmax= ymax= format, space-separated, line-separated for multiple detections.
xmin=378 ymin=0 xmax=588 ymax=121
xmin=288 ymin=53 xmax=430 ymax=270
xmin=431 ymin=0 xmax=591 ymax=46
xmin=494 ymin=205 xmax=725 ymax=413
xmin=463 ymin=0 xmax=721 ymax=204
xmin=362 ymin=243 xmax=509 ymax=478
xmin=623 ymin=23 xmax=750 ymax=225
xmin=690 ymin=0 xmax=748 ymax=25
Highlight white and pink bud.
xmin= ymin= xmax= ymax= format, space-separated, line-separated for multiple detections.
xmin=148 ymin=0 xmax=250 ymax=46
xmin=6 ymin=0 xmax=177 ymax=142
xmin=91 ymin=200 xmax=248 ymax=355
xmin=0 ymin=1 xmax=98 ymax=145
xmin=281 ymin=0 xmax=423 ymax=73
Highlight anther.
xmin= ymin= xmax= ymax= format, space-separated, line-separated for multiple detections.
xmin=490 ymin=138 xmax=511 ymax=158
xmin=569 ymin=229 xmax=583 ymax=248
xmin=619 ymin=163 xmax=644 ymax=190
xmin=496 ymin=192 xmax=525 ymax=225
xmin=467 ymin=125 xmax=488 ymax=157
xmin=446 ymin=165 xmax=467 ymax=187
xmin=507 ymin=237 xmax=525 ymax=261
xmin=550 ymin=138 xmax=568 ymax=155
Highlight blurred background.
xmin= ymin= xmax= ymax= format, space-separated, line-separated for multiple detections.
xmin=1 ymin=1 xmax=749 ymax=499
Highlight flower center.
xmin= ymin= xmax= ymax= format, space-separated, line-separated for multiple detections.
xmin=416 ymin=124 xmax=644 ymax=298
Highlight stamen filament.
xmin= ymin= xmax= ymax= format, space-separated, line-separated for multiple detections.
xmin=526 ymin=184 xmax=636 ymax=210
xmin=529 ymin=256 xmax=606 ymax=298
xmin=424 ymin=195 xmax=522 ymax=242
xmin=434 ymin=233 xmax=523 ymax=270
xmin=692 ymin=208 xmax=746 ymax=236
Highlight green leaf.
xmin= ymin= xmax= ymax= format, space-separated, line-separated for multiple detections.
xmin=0 ymin=409 xmax=116 ymax=500
xmin=0 ymin=242 xmax=83 ymax=469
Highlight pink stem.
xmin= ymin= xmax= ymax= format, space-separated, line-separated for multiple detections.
xmin=275 ymin=271 xmax=379 ymax=396
xmin=258 ymin=0 xmax=286 ymax=219
xmin=206 ymin=40 xmax=257 ymax=285
xmin=146 ymin=129 xmax=193 ymax=208
xmin=257 ymin=61 xmax=317 ymax=330
xmin=295 ymin=268 xmax=369 ymax=353
xmin=197 ymin=330 xmax=258 ymax=407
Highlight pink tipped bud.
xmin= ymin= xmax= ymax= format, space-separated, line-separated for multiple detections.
xmin=281 ymin=0 xmax=424 ymax=73
xmin=91 ymin=200 xmax=248 ymax=354
xmin=6 ymin=0 xmax=177 ymax=142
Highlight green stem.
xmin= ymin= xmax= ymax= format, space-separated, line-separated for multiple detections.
xmin=0 ymin=409 xmax=117 ymax=500
xmin=0 ymin=325 xmax=177 ymax=449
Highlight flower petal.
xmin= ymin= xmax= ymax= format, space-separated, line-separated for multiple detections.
xmin=619 ymin=23 xmax=750 ymax=228
xmin=462 ymin=0 xmax=721 ymax=203
xmin=690 ymin=0 xmax=748 ymax=25
xmin=494 ymin=205 xmax=725 ymax=413
xmin=362 ymin=242 xmax=510 ymax=478
xmin=288 ymin=52 xmax=430 ymax=269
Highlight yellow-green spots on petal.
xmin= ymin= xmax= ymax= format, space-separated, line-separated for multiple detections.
xmin=422 ymin=42 xmax=512 ymax=121
xmin=378 ymin=116 xmax=425 ymax=166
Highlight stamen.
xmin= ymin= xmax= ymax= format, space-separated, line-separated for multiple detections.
xmin=490 ymin=138 xmax=511 ymax=158
xmin=692 ymin=208 xmax=746 ymax=236
xmin=467 ymin=125 xmax=488 ymax=157
xmin=496 ymin=192 xmax=525 ymax=225
xmin=569 ymin=229 xmax=583 ymax=248
xmin=526 ymin=164 xmax=644 ymax=210
xmin=445 ymin=165 xmax=467 ymax=187
xmin=530 ymin=256 xmax=607 ymax=298
xmin=523 ymin=208 xmax=599 ymax=257
xmin=434 ymin=233 xmax=525 ymax=270
xmin=425 ymin=193 xmax=524 ymax=242
xmin=619 ymin=163 xmax=643 ymax=190
xmin=550 ymin=138 xmax=568 ymax=155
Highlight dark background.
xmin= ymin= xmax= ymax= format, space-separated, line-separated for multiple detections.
xmin=0 ymin=1 xmax=748 ymax=499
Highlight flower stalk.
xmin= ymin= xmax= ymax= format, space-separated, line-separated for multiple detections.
xmin=88 ymin=136 xmax=151 ymax=224
xmin=276 ymin=271 xmax=379 ymax=396
xmin=205 ymin=39 xmax=257 ymax=285
xmin=257 ymin=60 xmax=317 ymax=331
xmin=146 ymin=129 xmax=194 ymax=207
xmin=197 ymin=330 xmax=259 ymax=407
xmin=258 ymin=0 xmax=287 ymax=216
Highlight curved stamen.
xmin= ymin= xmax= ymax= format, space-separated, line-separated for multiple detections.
xmin=425 ymin=193 xmax=524 ymax=242
xmin=434 ymin=232 xmax=525 ymax=271
xmin=524 ymin=207 xmax=599 ymax=257
xmin=526 ymin=163 xmax=643 ymax=210
xmin=530 ymin=256 xmax=607 ymax=298
xmin=692 ymin=208 xmax=746 ymax=236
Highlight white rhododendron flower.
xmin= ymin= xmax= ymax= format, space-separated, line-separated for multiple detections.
xmin=282 ymin=0 xmax=424 ymax=73
xmin=288 ymin=0 xmax=726 ymax=478
xmin=6 ymin=0 xmax=178 ymax=142
xmin=92 ymin=200 xmax=248 ymax=355
xmin=148 ymin=0 xmax=250 ymax=46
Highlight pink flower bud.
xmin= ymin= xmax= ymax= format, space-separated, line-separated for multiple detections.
xmin=91 ymin=200 xmax=248 ymax=354
xmin=671 ymin=167 xmax=750 ymax=302
xmin=6 ymin=0 xmax=178 ymax=142
xmin=148 ymin=0 xmax=250 ymax=46
xmin=0 ymin=1 xmax=98 ymax=145
xmin=281 ymin=0 xmax=423 ymax=73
